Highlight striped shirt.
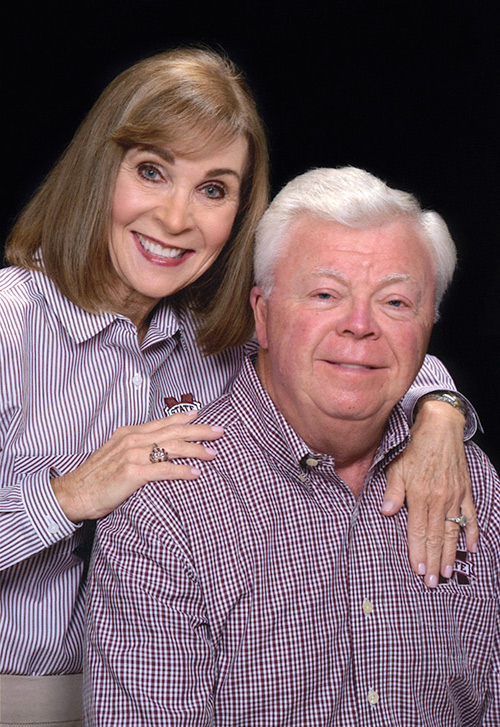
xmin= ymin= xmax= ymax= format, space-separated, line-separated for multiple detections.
xmin=85 ymin=356 xmax=499 ymax=726
xmin=0 ymin=265 xmax=473 ymax=676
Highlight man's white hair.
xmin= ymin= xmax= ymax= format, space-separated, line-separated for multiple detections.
xmin=254 ymin=167 xmax=457 ymax=317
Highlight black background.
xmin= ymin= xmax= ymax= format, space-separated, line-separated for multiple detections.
xmin=3 ymin=0 xmax=499 ymax=468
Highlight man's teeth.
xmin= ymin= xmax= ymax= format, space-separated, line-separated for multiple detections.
xmin=339 ymin=363 xmax=371 ymax=369
xmin=137 ymin=233 xmax=185 ymax=259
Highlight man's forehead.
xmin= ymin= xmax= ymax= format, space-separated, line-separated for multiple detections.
xmin=285 ymin=215 xmax=432 ymax=269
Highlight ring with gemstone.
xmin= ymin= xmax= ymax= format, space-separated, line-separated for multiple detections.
xmin=149 ymin=443 xmax=169 ymax=463
xmin=445 ymin=514 xmax=468 ymax=527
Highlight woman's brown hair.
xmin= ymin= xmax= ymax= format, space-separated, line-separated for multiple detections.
xmin=5 ymin=47 xmax=269 ymax=353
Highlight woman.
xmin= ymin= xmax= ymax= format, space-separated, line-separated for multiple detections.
xmin=0 ymin=47 xmax=475 ymax=726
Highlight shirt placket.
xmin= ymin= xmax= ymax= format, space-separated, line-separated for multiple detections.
xmin=345 ymin=475 xmax=393 ymax=726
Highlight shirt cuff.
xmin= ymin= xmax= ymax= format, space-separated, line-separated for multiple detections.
xmin=401 ymin=386 xmax=481 ymax=440
xmin=21 ymin=468 xmax=81 ymax=547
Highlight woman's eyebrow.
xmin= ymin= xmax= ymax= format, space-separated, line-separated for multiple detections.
xmin=205 ymin=167 xmax=242 ymax=180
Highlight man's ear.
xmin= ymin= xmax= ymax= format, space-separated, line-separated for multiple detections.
xmin=250 ymin=286 xmax=269 ymax=349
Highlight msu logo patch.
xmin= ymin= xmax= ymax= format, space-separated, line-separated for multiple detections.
xmin=164 ymin=393 xmax=201 ymax=417
xmin=438 ymin=549 xmax=476 ymax=586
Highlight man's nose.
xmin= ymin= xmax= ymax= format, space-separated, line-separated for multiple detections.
xmin=336 ymin=299 xmax=380 ymax=339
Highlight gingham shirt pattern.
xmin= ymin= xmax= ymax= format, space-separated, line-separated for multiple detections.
xmin=85 ymin=356 xmax=499 ymax=726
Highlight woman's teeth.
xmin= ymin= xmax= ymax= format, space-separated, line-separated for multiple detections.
xmin=136 ymin=233 xmax=185 ymax=259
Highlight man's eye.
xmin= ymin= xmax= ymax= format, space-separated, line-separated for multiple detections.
xmin=316 ymin=292 xmax=332 ymax=300
xmin=388 ymin=299 xmax=405 ymax=308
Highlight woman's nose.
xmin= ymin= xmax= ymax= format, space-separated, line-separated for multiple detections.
xmin=154 ymin=192 xmax=193 ymax=234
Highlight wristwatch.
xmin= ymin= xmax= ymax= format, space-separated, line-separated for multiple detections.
xmin=419 ymin=391 xmax=467 ymax=418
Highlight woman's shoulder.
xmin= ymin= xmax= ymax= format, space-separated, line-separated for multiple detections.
xmin=0 ymin=267 xmax=43 ymax=342
xmin=0 ymin=264 xmax=45 ymax=306
xmin=0 ymin=265 xmax=33 ymax=298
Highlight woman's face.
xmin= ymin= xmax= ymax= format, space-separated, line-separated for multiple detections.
xmin=108 ymin=136 xmax=248 ymax=324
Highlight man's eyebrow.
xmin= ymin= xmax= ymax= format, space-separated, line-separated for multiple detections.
xmin=379 ymin=273 xmax=418 ymax=284
xmin=136 ymin=146 xmax=242 ymax=180
xmin=312 ymin=268 xmax=348 ymax=283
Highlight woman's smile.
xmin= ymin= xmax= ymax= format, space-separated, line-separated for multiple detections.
xmin=134 ymin=231 xmax=192 ymax=263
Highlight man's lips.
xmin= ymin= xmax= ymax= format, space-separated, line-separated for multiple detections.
xmin=321 ymin=360 xmax=382 ymax=371
xmin=135 ymin=232 xmax=192 ymax=260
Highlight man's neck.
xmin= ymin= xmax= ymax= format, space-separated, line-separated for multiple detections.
xmin=300 ymin=421 xmax=382 ymax=497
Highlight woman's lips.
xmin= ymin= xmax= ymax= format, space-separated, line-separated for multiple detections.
xmin=135 ymin=232 xmax=190 ymax=260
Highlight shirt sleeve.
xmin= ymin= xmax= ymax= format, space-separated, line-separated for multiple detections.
xmin=0 ymin=457 xmax=84 ymax=571
xmin=84 ymin=491 xmax=216 ymax=727
xmin=401 ymin=353 xmax=479 ymax=439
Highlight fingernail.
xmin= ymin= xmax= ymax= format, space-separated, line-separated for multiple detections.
xmin=191 ymin=467 xmax=201 ymax=476
xmin=428 ymin=575 xmax=438 ymax=588
xmin=418 ymin=563 xmax=426 ymax=575
xmin=204 ymin=447 xmax=217 ymax=456
xmin=381 ymin=500 xmax=394 ymax=514
xmin=210 ymin=426 xmax=224 ymax=433
xmin=444 ymin=565 xmax=453 ymax=579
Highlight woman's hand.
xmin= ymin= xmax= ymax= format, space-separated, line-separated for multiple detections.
xmin=382 ymin=399 xmax=479 ymax=588
xmin=51 ymin=412 xmax=223 ymax=522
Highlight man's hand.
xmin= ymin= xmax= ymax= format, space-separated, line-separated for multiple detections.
xmin=382 ymin=398 xmax=478 ymax=588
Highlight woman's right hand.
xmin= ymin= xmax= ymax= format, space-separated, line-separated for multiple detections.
xmin=51 ymin=412 xmax=223 ymax=522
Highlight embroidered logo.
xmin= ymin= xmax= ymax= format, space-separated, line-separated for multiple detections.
xmin=452 ymin=549 xmax=476 ymax=585
xmin=439 ymin=549 xmax=476 ymax=585
xmin=164 ymin=393 xmax=201 ymax=417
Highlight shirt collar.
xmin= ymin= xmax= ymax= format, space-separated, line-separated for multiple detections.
xmin=231 ymin=355 xmax=410 ymax=477
xmin=31 ymin=268 xmax=183 ymax=345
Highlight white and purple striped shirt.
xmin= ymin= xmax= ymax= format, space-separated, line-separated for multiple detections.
xmin=0 ymin=265 xmax=474 ymax=676
xmin=85 ymin=356 xmax=499 ymax=726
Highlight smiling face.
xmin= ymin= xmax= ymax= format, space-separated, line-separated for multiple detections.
xmin=108 ymin=136 xmax=248 ymax=326
xmin=251 ymin=214 xmax=436 ymax=455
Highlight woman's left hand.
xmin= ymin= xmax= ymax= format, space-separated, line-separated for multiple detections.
xmin=382 ymin=398 xmax=479 ymax=588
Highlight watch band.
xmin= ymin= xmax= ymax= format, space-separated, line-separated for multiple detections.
xmin=419 ymin=391 xmax=467 ymax=418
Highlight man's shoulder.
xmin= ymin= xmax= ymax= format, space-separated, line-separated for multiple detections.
xmin=465 ymin=440 xmax=500 ymax=538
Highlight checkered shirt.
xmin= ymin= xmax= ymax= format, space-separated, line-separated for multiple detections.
xmin=85 ymin=356 xmax=499 ymax=726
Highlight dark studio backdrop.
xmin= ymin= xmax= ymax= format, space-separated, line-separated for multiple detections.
xmin=3 ymin=0 xmax=499 ymax=469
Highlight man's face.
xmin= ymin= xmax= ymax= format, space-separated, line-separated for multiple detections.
xmin=251 ymin=214 xmax=436 ymax=447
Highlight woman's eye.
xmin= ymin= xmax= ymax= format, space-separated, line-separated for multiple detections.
xmin=138 ymin=163 xmax=162 ymax=182
xmin=201 ymin=184 xmax=225 ymax=199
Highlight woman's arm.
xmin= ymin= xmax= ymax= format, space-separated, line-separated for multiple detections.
xmin=383 ymin=354 xmax=479 ymax=588
xmin=0 ymin=414 xmax=223 ymax=570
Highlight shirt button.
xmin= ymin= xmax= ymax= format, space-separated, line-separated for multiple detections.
xmin=363 ymin=599 xmax=374 ymax=615
xmin=132 ymin=373 xmax=143 ymax=387
xmin=44 ymin=516 xmax=60 ymax=534
xmin=299 ymin=473 xmax=307 ymax=483
xmin=305 ymin=457 xmax=319 ymax=467
xmin=367 ymin=690 xmax=379 ymax=705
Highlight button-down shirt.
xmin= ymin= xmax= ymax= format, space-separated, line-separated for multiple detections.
xmin=85 ymin=356 xmax=498 ymax=726
xmin=0 ymin=265 xmax=474 ymax=677
xmin=0 ymin=266 xmax=255 ymax=675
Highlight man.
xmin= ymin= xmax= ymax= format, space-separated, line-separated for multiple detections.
xmin=85 ymin=168 xmax=499 ymax=725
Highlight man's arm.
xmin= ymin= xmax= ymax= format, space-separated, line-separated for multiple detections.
xmin=84 ymin=489 xmax=216 ymax=727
